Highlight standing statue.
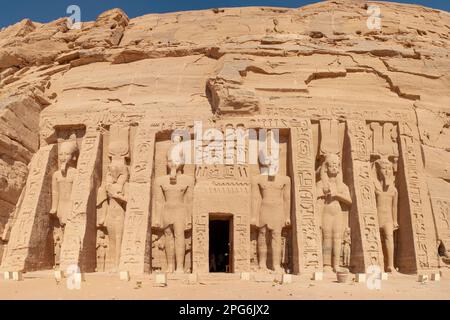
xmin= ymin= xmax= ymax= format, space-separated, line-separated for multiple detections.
xmin=251 ymin=155 xmax=291 ymax=273
xmin=316 ymin=153 xmax=352 ymax=273
xmin=50 ymin=134 xmax=79 ymax=267
xmin=97 ymin=130 xmax=129 ymax=271
xmin=154 ymin=136 xmax=194 ymax=273
xmin=95 ymin=228 xmax=108 ymax=272
xmin=341 ymin=227 xmax=351 ymax=268
xmin=372 ymin=156 xmax=398 ymax=273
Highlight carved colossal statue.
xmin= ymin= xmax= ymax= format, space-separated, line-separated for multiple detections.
xmin=154 ymin=136 xmax=194 ymax=273
xmin=316 ymin=153 xmax=352 ymax=272
xmin=97 ymin=138 xmax=129 ymax=271
xmin=372 ymin=157 xmax=398 ymax=273
xmin=251 ymin=155 xmax=291 ymax=273
xmin=50 ymin=135 xmax=79 ymax=267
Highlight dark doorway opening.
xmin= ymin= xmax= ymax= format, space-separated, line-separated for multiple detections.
xmin=209 ymin=215 xmax=232 ymax=273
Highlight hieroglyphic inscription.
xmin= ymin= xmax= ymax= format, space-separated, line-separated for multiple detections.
xmin=399 ymin=122 xmax=438 ymax=271
xmin=118 ymin=127 xmax=156 ymax=274
xmin=347 ymin=120 xmax=383 ymax=272
xmin=431 ymin=198 xmax=450 ymax=255
xmin=290 ymin=119 xmax=321 ymax=273
xmin=192 ymin=201 xmax=209 ymax=273
xmin=1 ymin=145 xmax=57 ymax=271
xmin=60 ymin=131 xmax=102 ymax=272
xmin=265 ymin=106 xmax=414 ymax=123
xmin=233 ymin=213 xmax=249 ymax=272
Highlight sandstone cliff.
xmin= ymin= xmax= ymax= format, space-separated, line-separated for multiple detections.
xmin=0 ymin=0 xmax=449 ymax=235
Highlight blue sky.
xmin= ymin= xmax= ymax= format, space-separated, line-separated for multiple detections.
xmin=0 ymin=0 xmax=449 ymax=29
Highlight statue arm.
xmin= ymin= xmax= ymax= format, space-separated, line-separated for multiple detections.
xmin=116 ymin=167 xmax=129 ymax=197
xmin=184 ymin=177 xmax=195 ymax=229
xmin=335 ymin=184 xmax=352 ymax=206
xmin=393 ymin=188 xmax=399 ymax=229
xmin=96 ymin=183 xmax=107 ymax=226
xmin=284 ymin=177 xmax=291 ymax=226
xmin=152 ymin=180 xmax=164 ymax=228
xmin=316 ymin=181 xmax=326 ymax=200
xmin=251 ymin=176 xmax=261 ymax=226
xmin=50 ymin=173 xmax=59 ymax=215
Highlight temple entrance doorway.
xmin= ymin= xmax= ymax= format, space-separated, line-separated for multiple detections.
xmin=209 ymin=214 xmax=233 ymax=273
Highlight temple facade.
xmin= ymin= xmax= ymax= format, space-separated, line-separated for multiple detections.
xmin=0 ymin=105 xmax=443 ymax=277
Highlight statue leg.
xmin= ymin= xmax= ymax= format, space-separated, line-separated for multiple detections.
xmin=271 ymin=228 xmax=283 ymax=273
xmin=381 ymin=224 xmax=395 ymax=272
xmin=106 ymin=224 xmax=116 ymax=270
xmin=106 ymin=200 xmax=126 ymax=270
xmin=331 ymin=215 xmax=344 ymax=272
xmin=164 ymin=226 xmax=175 ymax=273
xmin=173 ymin=221 xmax=185 ymax=273
xmin=53 ymin=226 xmax=61 ymax=267
xmin=258 ymin=226 xmax=269 ymax=271
xmin=53 ymin=220 xmax=63 ymax=268
xmin=322 ymin=213 xmax=333 ymax=271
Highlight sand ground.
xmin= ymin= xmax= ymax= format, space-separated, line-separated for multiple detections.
xmin=0 ymin=270 xmax=449 ymax=300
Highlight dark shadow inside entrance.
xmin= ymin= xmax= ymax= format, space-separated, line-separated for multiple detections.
xmin=209 ymin=214 xmax=232 ymax=273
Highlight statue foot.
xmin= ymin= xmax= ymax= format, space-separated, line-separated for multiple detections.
xmin=259 ymin=266 xmax=270 ymax=274
xmin=167 ymin=266 xmax=175 ymax=273
xmin=386 ymin=266 xmax=399 ymax=274
xmin=175 ymin=269 xmax=184 ymax=274
xmin=273 ymin=266 xmax=284 ymax=274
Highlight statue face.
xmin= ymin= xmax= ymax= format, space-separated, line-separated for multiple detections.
xmin=58 ymin=142 xmax=78 ymax=173
xmin=108 ymin=161 xmax=127 ymax=183
xmin=377 ymin=159 xmax=393 ymax=181
xmin=167 ymin=159 xmax=183 ymax=182
xmin=326 ymin=156 xmax=340 ymax=177
xmin=260 ymin=154 xmax=279 ymax=176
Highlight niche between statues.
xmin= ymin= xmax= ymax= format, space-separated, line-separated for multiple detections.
xmin=151 ymin=131 xmax=194 ymax=273
xmin=95 ymin=124 xmax=136 ymax=272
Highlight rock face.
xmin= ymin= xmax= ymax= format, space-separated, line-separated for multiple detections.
xmin=0 ymin=1 xmax=449 ymax=276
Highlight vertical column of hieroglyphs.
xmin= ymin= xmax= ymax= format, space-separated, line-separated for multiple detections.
xmin=1 ymin=145 xmax=57 ymax=272
xmin=192 ymin=184 xmax=209 ymax=273
xmin=60 ymin=130 xmax=102 ymax=272
xmin=233 ymin=193 xmax=251 ymax=273
xmin=398 ymin=122 xmax=439 ymax=271
xmin=346 ymin=120 xmax=384 ymax=272
xmin=119 ymin=127 xmax=156 ymax=274
xmin=290 ymin=119 xmax=322 ymax=274
xmin=430 ymin=197 xmax=450 ymax=260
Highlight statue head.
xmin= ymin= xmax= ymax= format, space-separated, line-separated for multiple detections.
xmin=324 ymin=153 xmax=341 ymax=178
xmin=58 ymin=134 xmax=79 ymax=175
xmin=167 ymin=135 xmax=185 ymax=183
xmin=259 ymin=153 xmax=279 ymax=177
xmin=320 ymin=153 xmax=343 ymax=192
xmin=375 ymin=157 xmax=394 ymax=185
